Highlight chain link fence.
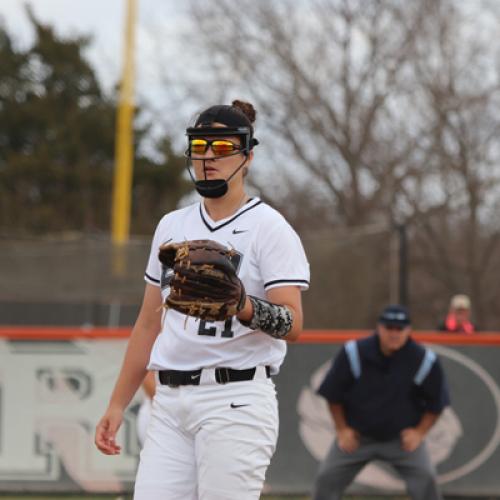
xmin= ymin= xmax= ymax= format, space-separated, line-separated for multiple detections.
xmin=0 ymin=230 xmax=394 ymax=328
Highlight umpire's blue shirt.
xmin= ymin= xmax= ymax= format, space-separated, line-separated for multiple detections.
xmin=317 ymin=333 xmax=450 ymax=441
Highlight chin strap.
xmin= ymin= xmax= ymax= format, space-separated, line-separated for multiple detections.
xmin=239 ymin=295 xmax=293 ymax=339
xmin=186 ymin=156 xmax=249 ymax=199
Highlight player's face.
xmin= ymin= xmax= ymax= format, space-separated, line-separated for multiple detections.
xmin=190 ymin=139 xmax=246 ymax=181
xmin=453 ymin=307 xmax=470 ymax=324
xmin=189 ymin=123 xmax=250 ymax=182
xmin=377 ymin=323 xmax=411 ymax=355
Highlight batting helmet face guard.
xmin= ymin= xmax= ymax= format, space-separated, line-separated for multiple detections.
xmin=184 ymin=105 xmax=259 ymax=198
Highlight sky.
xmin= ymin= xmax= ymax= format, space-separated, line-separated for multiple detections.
xmin=0 ymin=0 xmax=185 ymax=101
xmin=0 ymin=0 xmax=203 ymax=152
xmin=2 ymin=0 xmax=126 ymax=89
xmin=4 ymin=0 xmax=496 ymax=159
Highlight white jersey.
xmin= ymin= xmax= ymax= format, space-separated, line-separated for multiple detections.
xmin=144 ymin=197 xmax=310 ymax=374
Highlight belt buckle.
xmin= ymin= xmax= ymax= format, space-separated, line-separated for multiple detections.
xmin=216 ymin=367 xmax=231 ymax=384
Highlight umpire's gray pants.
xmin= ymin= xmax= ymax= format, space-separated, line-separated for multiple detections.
xmin=312 ymin=437 xmax=442 ymax=500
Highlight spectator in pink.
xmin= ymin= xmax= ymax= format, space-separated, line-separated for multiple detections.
xmin=438 ymin=294 xmax=477 ymax=334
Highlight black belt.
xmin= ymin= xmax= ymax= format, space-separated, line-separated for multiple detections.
xmin=158 ymin=366 xmax=271 ymax=387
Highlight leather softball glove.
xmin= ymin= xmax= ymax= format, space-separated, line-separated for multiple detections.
xmin=158 ymin=239 xmax=246 ymax=322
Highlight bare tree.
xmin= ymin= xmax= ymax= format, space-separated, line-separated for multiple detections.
xmin=182 ymin=0 xmax=431 ymax=229
xmin=399 ymin=0 xmax=500 ymax=327
xmin=153 ymin=0 xmax=500 ymax=327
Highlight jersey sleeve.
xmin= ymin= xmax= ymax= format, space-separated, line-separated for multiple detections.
xmin=144 ymin=217 xmax=168 ymax=286
xmin=317 ymin=347 xmax=354 ymax=404
xmin=417 ymin=356 xmax=451 ymax=413
xmin=257 ymin=219 xmax=310 ymax=291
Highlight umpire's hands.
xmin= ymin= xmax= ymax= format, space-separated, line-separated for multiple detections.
xmin=337 ymin=426 xmax=360 ymax=453
xmin=400 ymin=427 xmax=424 ymax=452
xmin=95 ymin=406 xmax=123 ymax=455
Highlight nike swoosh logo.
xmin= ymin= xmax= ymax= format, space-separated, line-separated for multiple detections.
xmin=191 ymin=374 xmax=201 ymax=380
xmin=230 ymin=403 xmax=249 ymax=408
xmin=232 ymin=229 xmax=248 ymax=234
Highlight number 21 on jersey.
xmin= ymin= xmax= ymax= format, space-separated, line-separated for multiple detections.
xmin=198 ymin=318 xmax=235 ymax=338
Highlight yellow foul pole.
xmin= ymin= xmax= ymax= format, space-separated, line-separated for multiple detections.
xmin=112 ymin=0 xmax=137 ymax=246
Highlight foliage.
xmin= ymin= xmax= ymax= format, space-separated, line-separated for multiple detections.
xmin=0 ymin=8 xmax=191 ymax=236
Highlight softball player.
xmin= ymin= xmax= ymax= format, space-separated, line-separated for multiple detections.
xmin=95 ymin=100 xmax=310 ymax=500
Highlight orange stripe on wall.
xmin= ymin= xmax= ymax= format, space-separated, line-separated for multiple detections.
xmin=2 ymin=326 xmax=500 ymax=345
xmin=0 ymin=326 xmax=132 ymax=340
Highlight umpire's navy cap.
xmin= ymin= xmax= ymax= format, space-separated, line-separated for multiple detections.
xmin=378 ymin=304 xmax=411 ymax=327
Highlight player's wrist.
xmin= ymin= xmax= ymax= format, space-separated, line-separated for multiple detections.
xmin=236 ymin=296 xmax=253 ymax=322
xmin=107 ymin=400 xmax=127 ymax=413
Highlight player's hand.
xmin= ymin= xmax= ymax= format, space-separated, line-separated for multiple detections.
xmin=337 ymin=426 xmax=360 ymax=453
xmin=400 ymin=427 xmax=424 ymax=452
xmin=95 ymin=406 xmax=123 ymax=455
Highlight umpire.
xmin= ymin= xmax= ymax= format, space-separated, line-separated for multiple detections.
xmin=312 ymin=305 xmax=450 ymax=500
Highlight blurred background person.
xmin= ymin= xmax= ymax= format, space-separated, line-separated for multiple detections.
xmin=438 ymin=294 xmax=477 ymax=334
xmin=312 ymin=304 xmax=450 ymax=500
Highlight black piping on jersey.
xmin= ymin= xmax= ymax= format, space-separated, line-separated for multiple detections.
xmin=199 ymin=199 xmax=262 ymax=232
xmin=264 ymin=278 xmax=310 ymax=289
xmin=145 ymin=272 xmax=160 ymax=284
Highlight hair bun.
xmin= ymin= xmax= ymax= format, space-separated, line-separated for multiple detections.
xmin=232 ymin=100 xmax=256 ymax=124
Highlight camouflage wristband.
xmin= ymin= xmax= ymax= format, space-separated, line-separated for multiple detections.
xmin=240 ymin=295 xmax=293 ymax=339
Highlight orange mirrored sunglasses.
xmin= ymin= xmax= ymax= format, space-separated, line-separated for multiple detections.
xmin=189 ymin=138 xmax=242 ymax=156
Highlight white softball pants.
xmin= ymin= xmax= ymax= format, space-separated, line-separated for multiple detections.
xmin=134 ymin=372 xmax=278 ymax=500
xmin=136 ymin=397 xmax=152 ymax=447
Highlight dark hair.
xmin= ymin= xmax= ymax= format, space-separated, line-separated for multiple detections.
xmin=191 ymin=99 xmax=259 ymax=153
xmin=194 ymin=100 xmax=257 ymax=130
xmin=231 ymin=100 xmax=256 ymax=124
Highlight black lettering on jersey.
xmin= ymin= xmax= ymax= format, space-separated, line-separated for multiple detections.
xmin=221 ymin=318 xmax=234 ymax=337
xmin=198 ymin=320 xmax=218 ymax=337
xmin=198 ymin=318 xmax=234 ymax=338
xmin=160 ymin=266 xmax=174 ymax=290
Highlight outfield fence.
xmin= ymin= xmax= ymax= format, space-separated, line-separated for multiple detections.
xmin=0 ymin=328 xmax=499 ymax=496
